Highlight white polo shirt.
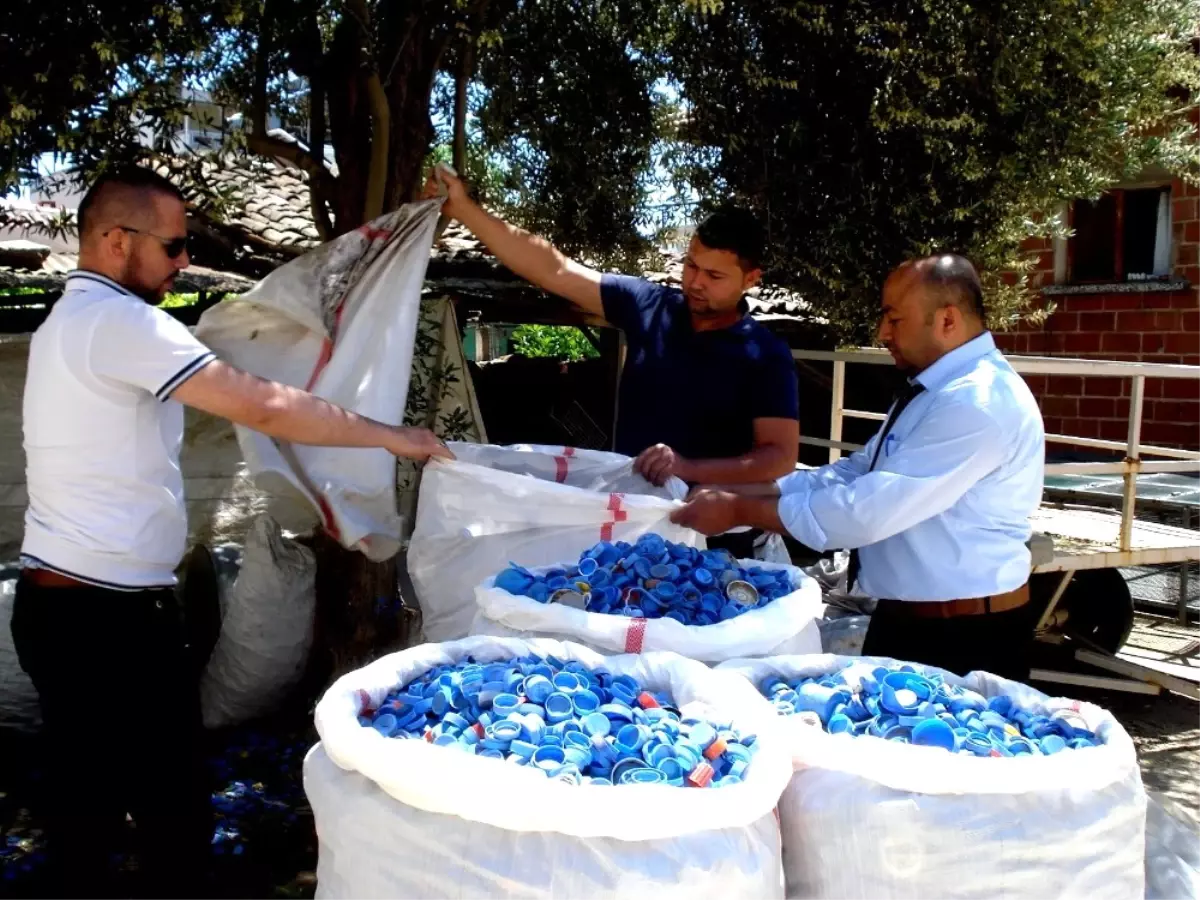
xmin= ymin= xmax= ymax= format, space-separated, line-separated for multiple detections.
xmin=22 ymin=270 xmax=216 ymax=588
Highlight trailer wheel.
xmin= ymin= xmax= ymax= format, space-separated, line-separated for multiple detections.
xmin=1031 ymin=568 xmax=1135 ymax=655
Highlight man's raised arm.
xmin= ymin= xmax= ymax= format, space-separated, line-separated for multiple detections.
xmin=423 ymin=167 xmax=606 ymax=320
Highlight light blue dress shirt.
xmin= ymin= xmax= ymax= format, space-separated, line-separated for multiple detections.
xmin=778 ymin=333 xmax=1045 ymax=601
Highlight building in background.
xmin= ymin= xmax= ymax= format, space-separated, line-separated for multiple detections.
xmin=996 ymin=110 xmax=1199 ymax=451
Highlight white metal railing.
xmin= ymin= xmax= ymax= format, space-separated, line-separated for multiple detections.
xmin=792 ymin=348 xmax=1200 ymax=553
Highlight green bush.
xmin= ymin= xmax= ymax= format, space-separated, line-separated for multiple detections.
xmin=510 ymin=325 xmax=600 ymax=362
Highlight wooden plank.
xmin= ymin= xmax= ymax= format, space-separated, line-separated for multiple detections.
xmin=1076 ymin=649 xmax=1200 ymax=700
xmin=1029 ymin=668 xmax=1162 ymax=695
xmin=1031 ymin=505 xmax=1200 ymax=572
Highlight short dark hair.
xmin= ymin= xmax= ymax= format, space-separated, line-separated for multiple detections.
xmin=77 ymin=167 xmax=185 ymax=240
xmin=694 ymin=205 xmax=765 ymax=271
xmin=912 ymin=253 xmax=986 ymax=323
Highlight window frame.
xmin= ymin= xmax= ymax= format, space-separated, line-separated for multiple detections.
xmin=1066 ymin=183 xmax=1173 ymax=285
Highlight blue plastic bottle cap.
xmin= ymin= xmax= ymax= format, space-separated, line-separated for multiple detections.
xmin=610 ymin=683 xmax=638 ymax=706
xmin=1040 ymin=734 xmax=1067 ymax=755
xmin=544 ymin=692 xmax=574 ymax=724
xmin=488 ymin=720 xmax=522 ymax=743
xmin=599 ymin=702 xmax=634 ymax=722
xmin=610 ymin=757 xmax=646 ymax=784
xmin=794 ymin=682 xmax=852 ymax=724
xmin=911 ymin=717 xmax=956 ymax=751
xmin=689 ymin=722 xmax=717 ymax=748
xmin=828 ymin=713 xmax=853 ymax=735
xmin=524 ymin=676 xmax=554 ymax=704
xmin=533 ymin=745 xmax=566 ymax=771
xmin=564 ymin=730 xmax=592 ymax=751
xmin=564 ymin=746 xmax=593 ymax=770
xmin=622 ymin=768 xmax=666 ymax=785
xmin=479 ymin=749 xmax=505 ymax=760
xmin=673 ymin=743 xmax=702 ymax=771
xmin=644 ymin=743 xmax=674 ymax=767
xmin=433 ymin=732 xmax=458 ymax=746
xmin=442 ymin=712 xmax=470 ymax=731
xmin=963 ymin=733 xmax=994 ymax=756
xmin=372 ymin=713 xmax=398 ymax=736
xmin=493 ymin=693 xmax=520 ymax=715
xmin=509 ymin=739 xmax=537 ymax=759
xmin=579 ymin=557 xmax=599 ymax=576
xmin=1007 ymin=737 xmax=1036 ymax=755
xmin=495 ymin=568 xmax=532 ymax=595
xmin=572 ymin=690 xmax=600 ymax=715
xmin=656 ymin=758 xmax=684 ymax=780
xmin=616 ymin=723 xmax=651 ymax=753
xmin=552 ymin=671 xmax=584 ymax=694
xmin=581 ymin=711 xmax=611 ymax=737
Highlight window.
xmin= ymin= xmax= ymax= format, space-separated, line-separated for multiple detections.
xmin=1069 ymin=186 xmax=1172 ymax=283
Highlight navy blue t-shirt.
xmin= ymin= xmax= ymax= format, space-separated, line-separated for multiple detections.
xmin=601 ymin=274 xmax=799 ymax=460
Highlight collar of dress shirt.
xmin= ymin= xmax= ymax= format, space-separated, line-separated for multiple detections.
xmin=914 ymin=331 xmax=996 ymax=392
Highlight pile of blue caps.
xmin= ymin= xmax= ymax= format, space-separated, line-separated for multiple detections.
xmin=492 ymin=533 xmax=794 ymax=625
xmin=360 ymin=653 xmax=759 ymax=787
xmin=762 ymin=663 xmax=1102 ymax=756
xmin=209 ymin=733 xmax=309 ymax=857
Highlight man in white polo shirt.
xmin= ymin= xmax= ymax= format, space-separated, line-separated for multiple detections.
xmin=12 ymin=167 xmax=451 ymax=896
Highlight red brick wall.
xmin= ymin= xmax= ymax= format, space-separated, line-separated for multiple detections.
xmin=994 ymin=176 xmax=1200 ymax=450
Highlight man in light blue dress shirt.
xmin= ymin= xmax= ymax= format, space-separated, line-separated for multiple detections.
xmin=672 ymin=254 xmax=1045 ymax=680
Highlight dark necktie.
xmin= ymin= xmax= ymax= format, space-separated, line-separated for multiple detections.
xmin=846 ymin=380 xmax=927 ymax=592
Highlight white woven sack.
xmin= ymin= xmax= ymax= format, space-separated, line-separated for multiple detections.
xmin=470 ymin=559 xmax=823 ymax=662
xmin=408 ymin=446 xmax=699 ymax=642
xmin=200 ymin=515 xmax=316 ymax=728
xmin=307 ymin=635 xmax=792 ymax=898
xmin=719 ymin=654 xmax=1147 ymax=900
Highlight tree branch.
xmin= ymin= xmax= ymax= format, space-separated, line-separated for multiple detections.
xmin=247 ymin=130 xmax=333 ymax=187
xmin=452 ymin=34 xmax=474 ymax=176
xmin=249 ymin=0 xmax=337 ymax=235
xmin=303 ymin=2 xmax=333 ymax=239
xmin=346 ymin=0 xmax=391 ymax=222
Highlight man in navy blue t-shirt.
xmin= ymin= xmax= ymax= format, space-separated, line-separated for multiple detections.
xmin=425 ymin=169 xmax=800 ymax=506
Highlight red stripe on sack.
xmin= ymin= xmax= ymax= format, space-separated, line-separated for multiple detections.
xmin=624 ymin=617 xmax=647 ymax=653
xmin=554 ymin=447 xmax=577 ymax=483
xmin=600 ymin=492 xmax=627 ymax=542
xmin=356 ymin=689 xmax=371 ymax=713
xmin=316 ymin=494 xmax=342 ymax=542
xmin=357 ymin=224 xmax=393 ymax=243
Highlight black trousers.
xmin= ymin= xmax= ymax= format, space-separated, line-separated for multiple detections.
xmin=861 ymin=598 xmax=1035 ymax=682
xmin=11 ymin=576 xmax=211 ymax=898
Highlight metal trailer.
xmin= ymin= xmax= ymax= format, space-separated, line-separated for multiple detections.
xmin=792 ymin=347 xmax=1200 ymax=699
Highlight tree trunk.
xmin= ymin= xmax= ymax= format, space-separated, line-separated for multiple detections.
xmin=309 ymin=532 xmax=413 ymax=676
xmin=280 ymin=10 xmax=452 ymax=674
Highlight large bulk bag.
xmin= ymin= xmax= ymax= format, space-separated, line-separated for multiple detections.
xmin=196 ymin=201 xmax=441 ymax=561
xmin=200 ymin=515 xmax=317 ymax=728
xmin=408 ymin=444 xmax=699 ymax=641
xmin=719 ymin=654 xmax=1147 ymax=900
xmin=471 ymin=559 xmax=823 ymax=662
xmin=307 ymin=636 xmax=791 ymax=898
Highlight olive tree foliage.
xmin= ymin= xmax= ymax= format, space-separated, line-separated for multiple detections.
xmin=1 ymin=0 xmax=671 ymax=262
xmin=666 ymin=0 xmax=1200 ymax=339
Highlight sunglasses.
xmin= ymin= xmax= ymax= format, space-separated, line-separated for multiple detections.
xmin=103 ymin=225 xmax=189 ymax=259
